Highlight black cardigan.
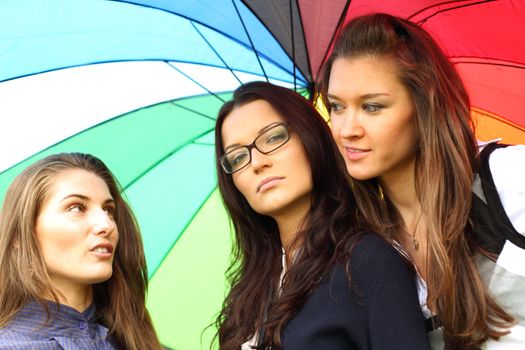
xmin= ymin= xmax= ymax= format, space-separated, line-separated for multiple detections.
xmin=281 ymin=233 xmax=430 ymax=350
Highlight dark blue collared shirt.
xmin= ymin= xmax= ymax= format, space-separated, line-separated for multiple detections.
xmin=0 ymin=300 xmax=116 ymax=349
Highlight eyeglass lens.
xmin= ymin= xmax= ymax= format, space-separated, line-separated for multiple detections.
xmin=221 ymin=123 xmax=289 ymax=173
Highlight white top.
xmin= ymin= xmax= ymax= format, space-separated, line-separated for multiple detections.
xmin=489 ymin=144 xmax=525 ymax=234
xmin=481 ymin=143 xmax=525 ymax=349
xmin=241 ymin=249 xmax=288 ymax=350
xmin=426 ymin=142 xmax=525 ymax=349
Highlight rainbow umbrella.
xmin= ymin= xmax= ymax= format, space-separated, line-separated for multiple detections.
xmin=1 ymin=1 xmax=524 ymax=349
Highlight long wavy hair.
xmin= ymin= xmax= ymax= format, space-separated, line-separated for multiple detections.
xmin=0 ymin=153 xmax=162 ymax=350
xmin=214 ymin=81 xmax=368 ymax=349
xmin=319 ymin=13 xmax=514 ymax=349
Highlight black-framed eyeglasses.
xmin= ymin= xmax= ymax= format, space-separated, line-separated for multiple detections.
xmin=219 ymin=122 xmax=290 ymax=174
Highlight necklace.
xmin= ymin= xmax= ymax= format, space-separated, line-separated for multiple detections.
xmin=409 ymin=211 xmax=423 ymax=251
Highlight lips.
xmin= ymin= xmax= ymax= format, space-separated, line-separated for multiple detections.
xmin=344 ymin=145 xmax=369 ymax=152
xmin=257 ymin=176 xmax=284 ymax=193
xmin=343 ymin=146 xmax=370 ymax=160
xmin=89 ymin=242 xmax=114 ymax=254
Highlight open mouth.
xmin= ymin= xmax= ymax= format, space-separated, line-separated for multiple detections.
xmin=90 ymin=243 xmax=114 ymax=255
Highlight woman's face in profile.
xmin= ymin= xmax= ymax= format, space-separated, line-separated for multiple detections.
xmin=327 ymin=56 xmax=418 ymax=183
xmin=221 ymin=99 xmax=313 ymax=218
xmin=35 ymin=168 xmax=119 ymax=292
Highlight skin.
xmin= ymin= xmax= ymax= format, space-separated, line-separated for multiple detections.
xmin=221 ymin=99 xmax=313 ymax=253
xmin=327 ymin=56 xmax=428 ymax=275
xmin=36 ymin=168 xmax=119 ymax=312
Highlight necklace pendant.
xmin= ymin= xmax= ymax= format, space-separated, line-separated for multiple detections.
xmin=412 ymin=237 xmax=419 ymax=251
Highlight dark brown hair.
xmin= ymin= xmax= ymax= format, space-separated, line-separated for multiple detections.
xmin=214 ymin=81 xmax=367 ymax=349
xmin=319 ymin=13 xmax=514 ymax=349
xmin=0 ymin=152 xmax=162 ymax=350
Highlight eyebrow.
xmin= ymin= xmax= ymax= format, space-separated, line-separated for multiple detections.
xmin=224 ymin=122 xmax=282 ymax=153
xmin=327 ymin=92 xmax=391 ymax=100
xmin=60 ymin=194 xmax=115 ymax=205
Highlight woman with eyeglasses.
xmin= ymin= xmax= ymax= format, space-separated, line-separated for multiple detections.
xmin=213 ymin=81 xmax=431 ymax=350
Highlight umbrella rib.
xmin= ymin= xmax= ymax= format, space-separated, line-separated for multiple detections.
xmin=165 ymin=62 xmax=227 ymax=103
xmin=450 ymin=57 xmax=525 ymax=70
xmin=169 ymin=101 xmax=217 ymax=122
xmin=472 ymin=107 xmax=525 ymax=131
xmin=112 ymin=0 xmax=300 ymax=80
xmin=193 ymin=141 xmax=214 ymax=146
xmin=316 ymin=0 xmax=351 ymax=83
xmin=289 ymin=0 xmax=297 ymax=91
xmin=408 ymin=0 xmax=494 ymax=24
xmin=122 ymin=127 xmax=214 ymax=191
xmin=147 ymin=186 xmax=218 ymax=280
xmin=231 ymin=0 xmax=269 ymax=82
xmin=190 ymin=21 xmax=244 ymax=85
xmin=240 ymin=0 xmax=311 ymax=84
xmin=293 ymin=0 xmax=314 ymax=92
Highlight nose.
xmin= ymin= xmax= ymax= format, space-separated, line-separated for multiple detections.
xmin=90 ymin=209 xmax=117 ymax=236
xmin=250 ymin=147 xmax=272 ymax=173
xmin=335 ymin=110 xmax=364 ymax=140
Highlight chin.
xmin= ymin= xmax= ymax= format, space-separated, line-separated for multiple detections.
xmin=346 ymin=166 xmax=377 ymax=181
xmin=89 ymin=270 xmax=114 ymax=284
xmin=349 ymin=174 xmax=373 ymax=181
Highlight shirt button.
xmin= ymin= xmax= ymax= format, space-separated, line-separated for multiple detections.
xmin=78 ymin=321 xmax=88 ymax=329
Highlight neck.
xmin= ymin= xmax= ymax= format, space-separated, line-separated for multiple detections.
xmin=46 ymin=280 xmax=94 ymax=312
xmin=380 ymin=159 xmax=429 ymax=281
xmin=274 ymin=201 xmax=310 ymax=262
xmin=379 ymin=159 xmax=421 ymax=224
xmin=380 ymin=162 xmax=421 ymax=232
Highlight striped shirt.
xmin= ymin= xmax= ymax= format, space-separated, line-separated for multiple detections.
xmin=0 ymin=300 xmax=115 ymax=349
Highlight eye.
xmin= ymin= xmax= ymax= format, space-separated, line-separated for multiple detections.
xmin=228 ymin=150 xmax=249 ymax=166
xmin=329 ymin=101 xmax=344 ymax=113
xmin=67 ymin=202 xmax=86 ymax=213
xmin=265 ymin=130 xmax=287 ymax=145
xmin=104 ymin=204 xmax=116 ymax=217
xmin=362 ymin=103 xmax=383 ymax=113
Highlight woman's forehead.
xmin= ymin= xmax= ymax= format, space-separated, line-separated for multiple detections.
xmin=221 ymin=100 xmax=284 ymax=148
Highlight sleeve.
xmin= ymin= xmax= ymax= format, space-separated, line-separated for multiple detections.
xmin=350 ymin=234 xmax=431 ymax=350
xmin=489 ymin=144 xmax=525 ymax=235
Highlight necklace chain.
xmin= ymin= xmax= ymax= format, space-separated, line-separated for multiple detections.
xmin=409 ymin=211 xmax=423 ymax=251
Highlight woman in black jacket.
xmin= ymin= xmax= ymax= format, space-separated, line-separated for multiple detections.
xmin=214 ymin=81 xmax=430 ymax=350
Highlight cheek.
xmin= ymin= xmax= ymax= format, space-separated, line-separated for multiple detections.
xmin=40 ymin=232 xmax=77 ymax=254
xmin=394 ymin=119 xmax=417 ymax=148
xmin=232 ymin=174 xmax=252 ymax=202
xmin=291 ymin=146 xmax=314 ymax=188
xmin=36 ymin=219 xmax=79 ymax=254
xmin=330 ymin=117 xmax=343 ymax=139
xmin=112 ymin=229 xmax=120 ymax=247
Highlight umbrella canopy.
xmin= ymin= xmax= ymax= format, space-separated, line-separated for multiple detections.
xmin=1 ymin=1 xmax=524 ymax=349
xmin=244 ymin=0 xmax=525 ymax=144
xmin=0 ymin=1 xmax=308 ymax=349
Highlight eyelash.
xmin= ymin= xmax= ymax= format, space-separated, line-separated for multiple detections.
xmin=68 ymin=201 xmax=86 ymax=213
xmin=104 ymin=206 xmax=116 ymax=216
xmin=67 ymin=202 xmax=116 ymax=217
xmin=362 ymin=103 xmax=383 ymax=113
xmin=329 ymin=102 xmax=343 ymax=113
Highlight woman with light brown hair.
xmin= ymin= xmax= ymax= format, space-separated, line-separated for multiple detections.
xmin=319 ymin=13 xmax=525 ymax=350
xmin=0 ymin=152 xmax=162 ymax=349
